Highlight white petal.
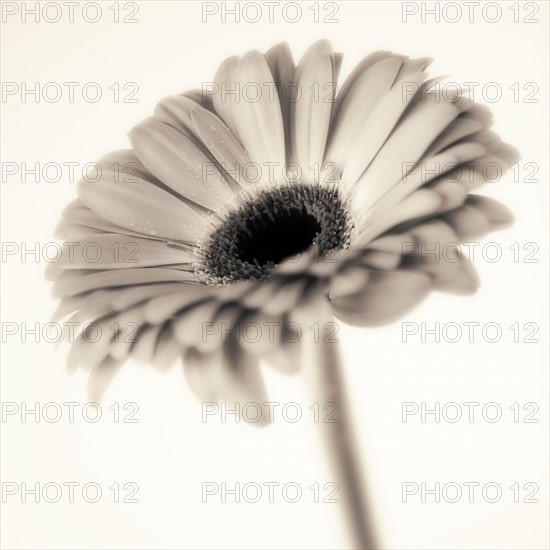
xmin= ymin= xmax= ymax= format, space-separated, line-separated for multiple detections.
xmin=356 ymin=190 xmax=443 ymax=247
xmin=331 ymin=51 xmax=405 ymax=122
xmin=352 ymin=92 xmax=466 ymax=209
xmin=129 ymin=118 xmax=233 ymax=210
xmin=77 ymin=163 xmax=209 ymax=243
xmin=331 ymin=269 xmax=432 ymax=327
xmin=291 ymin=44 xmax=334 ymax=176
xmin=190 ymin=106 xmax=252 ymax=186
xmin=62 ymin=200 xmax=169 ymax=241
xmin=329 ymin=266 xmax=370 ymax=300
xmin=131 ymin=324 xmax=163 ymax=365
xmin=424 ymin=117 xmax=485 ymax=157
xmin=172 ymin=300 xmax=221 ymax=347
xmin=144 ymin=287 xmax=215 ymax=324
xmin=325 ymin=57 xmax=403 ymax=173
xmin=57 ymin=235 xmax=194 ymax=270
xmin=87 ymin=356 xmax=124 ymax=402
xmin=341 ymin=71 xmax=428 ymax=189
xmin=183 ymin=344 xmax=268 ymax=425
xmin=265 ymin=42 xmax=295 ymax=161
xmin=151 ymin=326 xmax=182 ymax=370
xmin=53 ymin=268 xmax=197 ymax=298
xmin=110 ymin=282 xmax=188 ymax=310
xmin=55 ymin=218 xmax=105 ymax=241
xmin=230 ymin=50 xmax=286 ymax=172
xmin=359 ymin=250 xmax=401 ymax=271
xmin=467 ymin=195 xmax=514 ymax=228
xmin=357 ymin=142 xmax=486 ymax=225
xmin=154 ymin=94 xmax=202 ymax=140
xmin=262 ymin=279 xmax=309 ymax=316
xmin=212 ymin=55 xmax=241 ymax=137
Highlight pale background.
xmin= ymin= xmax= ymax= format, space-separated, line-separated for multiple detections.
xmin=1 ymin=1 xmax=549 ymax=549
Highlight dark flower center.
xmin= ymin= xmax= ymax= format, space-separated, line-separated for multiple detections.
xmin=199 ymin=183 xmax=353 ymax=284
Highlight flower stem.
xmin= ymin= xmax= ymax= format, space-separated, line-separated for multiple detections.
xmin=300 ymin=296 xmax=379 ymax=550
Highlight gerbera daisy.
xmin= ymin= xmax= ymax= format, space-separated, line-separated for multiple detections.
xmin=49 ymin=40 xmax=518 ymax=549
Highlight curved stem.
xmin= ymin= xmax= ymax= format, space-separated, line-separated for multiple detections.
xmin=300 ymin=296 xmax=379 ymax=550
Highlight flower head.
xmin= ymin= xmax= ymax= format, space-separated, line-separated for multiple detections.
xmin=50 ymin=41 xmax=518 ymax=404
